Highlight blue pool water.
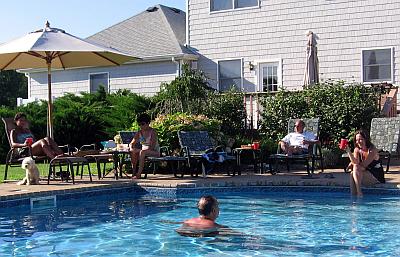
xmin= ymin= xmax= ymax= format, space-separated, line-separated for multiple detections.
xmin=1 ymin=190 xmax=400 ymax=256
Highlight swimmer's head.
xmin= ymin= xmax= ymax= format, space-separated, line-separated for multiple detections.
xmin=197 ymin=195 xmax=219 ymax=219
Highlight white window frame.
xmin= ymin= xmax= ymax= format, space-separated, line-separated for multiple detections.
xmin=209 ymin=0 xmax=260 ymax=14
xmin=88 ymin=72 xmax=110 ymax=93
xmin=255 ymin=59 xmax=282 ymax=92
xmin=217 ymin=58 xmax=243 ymax=91
xmin=361 ymin=47 xmax=394 ymax=84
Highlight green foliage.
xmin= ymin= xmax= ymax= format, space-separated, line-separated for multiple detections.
xmin=259 ymin=82 xmax=381 ymax=147
xmin=153 ymin=64 xmax=212 ymax=115
xmin=0 ymin=70 xmax=27 ymax=107
xmin=149 ymin=113 xmax=221 ymax=152
xmin=205 ymin=89 xmax=246 ymax=136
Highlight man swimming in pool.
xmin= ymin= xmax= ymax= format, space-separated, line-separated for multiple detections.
xmin=183 ymin=195 xmax=222 ymax=229
xmin=176 ymin=195 xmax=223 ymax=237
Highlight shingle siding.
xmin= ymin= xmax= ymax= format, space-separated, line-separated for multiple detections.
xmin=188 ymin=0 xmax=400 ymax=90
xmin=29 ymin=61 xmax=178 ymax=99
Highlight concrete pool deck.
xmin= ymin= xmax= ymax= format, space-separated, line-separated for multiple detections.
xmin=1 ymin=160 xmax=400 ymax=201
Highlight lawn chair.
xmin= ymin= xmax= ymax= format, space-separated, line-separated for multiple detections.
xmin=269 ymin=118 xmax=324 ymax=176
xmin=178 ymin=130 xmax=238 ymax=177
xmin=2 ymin=117 xmax=50 ymax=181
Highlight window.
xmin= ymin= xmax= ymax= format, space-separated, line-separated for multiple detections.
xmin=362 ymin=48 xmax=393 ymax=83
xmin=259 ymin=62 xmax=280 ymax=92
xmin=210 ymin=0 xmax=258 ymax=11
xmin=218 ymin=59 xmax=242 ymax=91
xmin=89 ymin=73 xmax=109 ymax=93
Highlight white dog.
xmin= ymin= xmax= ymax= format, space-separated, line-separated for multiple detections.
xmin=17 ymin=157 xmax=40 ymax=185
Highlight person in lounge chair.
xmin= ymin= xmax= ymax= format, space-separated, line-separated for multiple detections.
xmin=129 ymin=113 xmax=160 ymax=179
xmin=345 ymin=130 xmax=385 ymax=197
xmin=10 ymin=112 xmax=64 ymax=159
xmin=279 ymin=119 xmax=318 ymax=156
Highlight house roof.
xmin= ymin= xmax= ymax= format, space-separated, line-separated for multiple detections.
xmin=87 ymin=4 xmax=196 ymax=60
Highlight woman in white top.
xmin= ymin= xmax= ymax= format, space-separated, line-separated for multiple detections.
xmin=129 ymin=113 xmax=160 ymax=179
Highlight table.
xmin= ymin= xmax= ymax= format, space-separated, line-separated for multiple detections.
xmin=47 ymin=156 xmax=92 ymax=184
xmin=99 ymin=149 xmax=131 ymax=179
xmin=233 ymin=148 xmax=263 ymax=174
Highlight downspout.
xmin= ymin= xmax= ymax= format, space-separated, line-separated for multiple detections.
xmin=186 ymin=0 xmax=190 ymax=46
xmin=172 ymin=57 xmax=181 ymax=76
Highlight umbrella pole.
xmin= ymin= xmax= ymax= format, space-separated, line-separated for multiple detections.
xmin=47 ymin=61 xmax=53 ymax=139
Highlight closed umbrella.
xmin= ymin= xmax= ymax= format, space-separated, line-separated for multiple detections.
xmin=303 ymin=31 xmax=319 ymax=87
xmin=0 ymin=21 xmax=138 ymax=138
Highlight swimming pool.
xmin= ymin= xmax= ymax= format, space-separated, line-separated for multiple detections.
xmin=1 ymin=189 xmax=400 ymax=256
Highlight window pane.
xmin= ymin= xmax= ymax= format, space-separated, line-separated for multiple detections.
xmin=219 ymin=78 xmax=241 ymax=91
xmin=262 ymin=62 xmax=279 ymax=92
xmin=219 ymin=59 xmax=241 ymax=79
xmin=211 ymin=0 xmax=232 ymax=11
xmin=235 ymin=0 xmax=258 ymax=8
xmin=362 ymin=49 xmax=392 ymax=82
xmin=90 ymin=73 xmax=108 ymax=93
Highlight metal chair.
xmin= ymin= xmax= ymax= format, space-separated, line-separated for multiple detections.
xmin=269 ymin=118 xmax=324 ymax=176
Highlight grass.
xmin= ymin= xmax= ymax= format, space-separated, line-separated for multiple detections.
xmin=0 ymin=163 xmax=106 ymax=183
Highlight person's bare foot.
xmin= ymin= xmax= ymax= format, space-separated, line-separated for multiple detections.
xmin=132 ymin=173 xmax=141 ymax=179
xmin=357 ymin=193 xmax=363 ymax=197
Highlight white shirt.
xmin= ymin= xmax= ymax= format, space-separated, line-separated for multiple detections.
xmin=281 ymin=131 xmax=316 ymax=149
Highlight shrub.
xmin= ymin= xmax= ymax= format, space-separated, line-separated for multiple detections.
xmin=148 ymin=113 xmax=221 ymax=152
xmin=259 ymin=82 xmax=381 ymax=147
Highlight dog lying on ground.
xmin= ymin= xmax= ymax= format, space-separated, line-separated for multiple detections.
xmin=17 ymin=157 xmax=40 ymax=185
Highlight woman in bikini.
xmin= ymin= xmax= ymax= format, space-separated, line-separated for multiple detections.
xmin=345 ymin=130 xmax=385 ymax=197
xmin=10 ymin=112 xmax=64 ymax=159
xmin=129 ymin=113 xmax=160 ymax=179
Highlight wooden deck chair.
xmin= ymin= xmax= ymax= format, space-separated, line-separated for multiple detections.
xmin=2 ymin=117 xmax=49 ymax=181
xmin=178 ymin=130 xmax=237 ymax=177
xmin=271 ymin=118 xmax=324 ymax=176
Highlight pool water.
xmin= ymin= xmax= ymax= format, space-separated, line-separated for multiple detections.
xmin=1 ymin=191 xmax=400 ymax=256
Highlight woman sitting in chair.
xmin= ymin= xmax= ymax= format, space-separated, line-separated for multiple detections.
xmin=345 ymin=130 xmax=385 ymax=197
xmin=129 ymin=113 xmax=160 ymax=179
xmin=10 ymin=112 xmax=64 ymax=159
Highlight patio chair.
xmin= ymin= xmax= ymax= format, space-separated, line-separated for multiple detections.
xmin=2 ymin=117 xmax=50 ymax=181
xmin=269 ymin=118 xmax=324 ymax=176
xmin=178 ymin=130 xmax=238 ymax=177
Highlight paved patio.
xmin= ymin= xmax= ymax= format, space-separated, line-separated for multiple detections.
xmin=1 ymin=160 xmax=400 ymax=202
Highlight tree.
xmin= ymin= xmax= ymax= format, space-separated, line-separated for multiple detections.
xmin=0 ymin=70 xmax=27 ymax=107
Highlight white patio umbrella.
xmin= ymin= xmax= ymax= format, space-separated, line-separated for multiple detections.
xmin=0 ymin=21 xmax=137 ymax=138
xmin=303 ymin=31 xmax=319 ymax=87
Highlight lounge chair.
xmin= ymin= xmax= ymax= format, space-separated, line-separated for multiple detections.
xmin=269 ymin=118 xmax=324 ymax=176
xmin=2 ymin=117 xmax=49 ymax=181
xmin=178 ymin=130 xmax=238 ymax=177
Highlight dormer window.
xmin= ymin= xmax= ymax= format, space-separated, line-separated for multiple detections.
xmin=210 ymin=0 xmax=259 ymax=12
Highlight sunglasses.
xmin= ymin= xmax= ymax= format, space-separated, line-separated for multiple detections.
xmin=139 ymin=122 xmax=147 ymax=126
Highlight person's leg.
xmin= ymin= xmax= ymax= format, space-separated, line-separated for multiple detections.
xmin=44 ymin=137 xmax=64 ymax=156
xmin=280 ymin=142 xmax=294 ymax=155
xmin=135 ymin=149 xmax=160 ymax=178
xmin=352 ymin=164 xmax=364 ymax=197
xmin=130 ymin=149 xmax=140 ymax=174
xmin=349 ymin=171 xmax=357 ymax=196
xmin=31 ymin=139 xmax=56 ymax=159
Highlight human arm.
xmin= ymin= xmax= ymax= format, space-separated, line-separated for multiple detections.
xmin=346 ymin=146 xmax=360 ymax=165
xmin=10 ymin=129 xmax=27 ymax=148
xmin=149 ymin=129 xmax=159 ymax=150
xmin=129 ymin=132 xmax=140 ymax=151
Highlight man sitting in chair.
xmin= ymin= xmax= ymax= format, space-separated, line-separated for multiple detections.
xmin=279 ymin=119 xmax=318 ymax=156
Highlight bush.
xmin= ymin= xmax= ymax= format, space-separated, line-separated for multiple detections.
xmin=259 ymin=82 xmax=381 ymax=147
xmin=148 ymin=113 xmax=221 ymax=152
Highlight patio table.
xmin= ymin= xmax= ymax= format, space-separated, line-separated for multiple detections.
xmin=233 ymin=148 xmax=262 ymax=174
